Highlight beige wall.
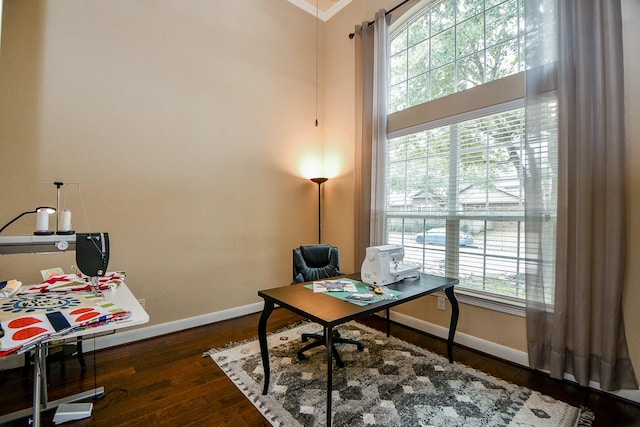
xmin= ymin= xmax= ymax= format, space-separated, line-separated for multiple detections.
xmin=0 ymin=0 xmax=326 ymax=324
xmin=0 ymin=0 xmax=637 ymax=381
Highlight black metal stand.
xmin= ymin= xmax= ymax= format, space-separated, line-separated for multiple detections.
xmin=310 ymin=177 xmax=327 ymax=243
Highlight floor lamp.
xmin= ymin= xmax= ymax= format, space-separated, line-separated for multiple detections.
xmin=310 ymin=177 xmax=327 ymax=243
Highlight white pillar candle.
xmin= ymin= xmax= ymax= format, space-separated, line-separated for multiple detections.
xmin=60 ymin=209 xmax=72 ymax=231
xmin=36 ymin=208 xmax=50 ymax=232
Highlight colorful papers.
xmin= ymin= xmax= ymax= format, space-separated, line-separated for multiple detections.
xmin=312 ymin=279 xmax=358 ymax=293
xmin=305 ymin=278 xmax=402 ymax=306
xmin=40 ymin=267 xmax=65 ymax=280
xmin=0 ymin=292 xmax=130 ymax=356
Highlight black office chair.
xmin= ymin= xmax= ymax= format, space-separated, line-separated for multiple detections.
xmin=293 ymin=244 xmax=364 ymax=367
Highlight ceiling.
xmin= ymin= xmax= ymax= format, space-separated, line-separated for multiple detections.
xmin=287 ymin=0 xmax=353 ymax=21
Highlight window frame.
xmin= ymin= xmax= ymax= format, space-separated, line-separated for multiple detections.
xmin=383 ymin=0 xmax=530 ymax=314
xmin=386 ymin=104 xmax=529 ymax=315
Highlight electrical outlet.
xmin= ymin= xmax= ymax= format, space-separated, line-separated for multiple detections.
xmin=437 ymin=296 xmax=445 ymax=310
xmin=137 ymin=298 xmax=145 ymax=309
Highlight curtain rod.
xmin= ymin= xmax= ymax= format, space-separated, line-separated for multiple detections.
xmin=348 ymin=0 xmax=412 ymax=39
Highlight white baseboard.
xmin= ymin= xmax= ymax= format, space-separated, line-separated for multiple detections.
xmin=0 ymin=354 xmax=24 ymax=370
xmin=81 ymin=302 xmax=265 ymax=352
xmin=387 ymin=311 xmax=530 ymax=367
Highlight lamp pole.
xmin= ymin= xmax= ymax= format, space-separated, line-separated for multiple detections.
xmin=310 ymin=177 xmax=328 ymax=243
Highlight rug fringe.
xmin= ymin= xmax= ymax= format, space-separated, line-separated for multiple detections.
xmin=577 ymin=406 xmax=595 ymax=426
xmin=202 ymin=320 xmax=311 ymax=358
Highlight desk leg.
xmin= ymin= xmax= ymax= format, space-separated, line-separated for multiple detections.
xmin=386 ymin=308 xmax=390 ymax=337
xmin=445 ymin=287 xmax=459 ymax=363
xmin=325 ymin=326 xmax=333 ymax=427
xmin=0 ymin=342 xmax=104 ymax=426
xmin=31 ymin=343 xmax=45 ymax=427
xmin=259 ymin=300 xmax=275 ymax=395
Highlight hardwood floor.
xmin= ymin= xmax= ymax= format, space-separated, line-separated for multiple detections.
xmin=1 ymin=309 xmax=638 ymax=426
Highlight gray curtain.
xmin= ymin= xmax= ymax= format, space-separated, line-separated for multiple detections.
xmin=525 ymin=0 xmax=638 ymax=391
xmin=353 ymin=19 xmax=374 ymax=268
xmin=370 ymin=10 xmax=390 ymax=247
xmin=354 ymin=10 xmax=389 ymax=265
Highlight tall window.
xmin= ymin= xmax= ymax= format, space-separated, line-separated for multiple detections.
xmin=384 ymin=0 xmax=555 ymax=303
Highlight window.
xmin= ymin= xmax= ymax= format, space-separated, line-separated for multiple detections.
xmin=389 ymin=0 xmax=524 ymax=113
xmin=387 ymin=103 xmax=531 ymax=299
xmin=383 ymin=0 xmax=555 ymax=304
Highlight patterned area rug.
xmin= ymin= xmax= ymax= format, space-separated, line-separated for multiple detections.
xmin=206 ymin=321 xmax=593 ymax=427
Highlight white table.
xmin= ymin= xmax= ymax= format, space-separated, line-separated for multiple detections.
xmin=0 ymin=283 xmax=149 ymax=426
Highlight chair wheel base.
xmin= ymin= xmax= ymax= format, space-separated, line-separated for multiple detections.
xmin=297 ymin=327 xmax=364 ymax=369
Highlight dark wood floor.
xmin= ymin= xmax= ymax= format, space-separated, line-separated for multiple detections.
xmin=1 ymin=309 xmax=639 ymax=426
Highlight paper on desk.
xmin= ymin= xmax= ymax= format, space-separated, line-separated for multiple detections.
xmin=41 ymin=267 xmax=65 ymax=280
xmin=0 ymin=280 xmax=22 ymax=299
xmin=312 ymin=280 xmax=358 ymax=293
xmin=345 ymin=293 xmax=374 ymax=301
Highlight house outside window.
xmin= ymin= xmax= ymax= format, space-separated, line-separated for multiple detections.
xmin=384 ymin=0 xmax=556 ymax=308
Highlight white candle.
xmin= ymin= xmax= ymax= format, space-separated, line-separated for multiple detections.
xmin=36 ymin=208 xmax=50 ymax=232
xmin=60 ymin=209 xmax=72 ymax=231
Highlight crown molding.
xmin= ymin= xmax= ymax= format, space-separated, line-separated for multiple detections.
xmin=287 ymin=0 xmax=352 ymax=22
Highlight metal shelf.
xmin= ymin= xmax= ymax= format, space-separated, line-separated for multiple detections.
xmin=0 ymin=234 xmax=77 ymax=255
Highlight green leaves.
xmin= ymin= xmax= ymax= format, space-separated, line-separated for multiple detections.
xmin=389 ymin=0 xmax=524 ymax=113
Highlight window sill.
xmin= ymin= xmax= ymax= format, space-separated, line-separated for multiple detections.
xmin=437 ymin=287 xmax=526 ymax=317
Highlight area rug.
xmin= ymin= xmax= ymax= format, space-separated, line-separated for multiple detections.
xmin=205 ymin=321 xmax=593 ymax=427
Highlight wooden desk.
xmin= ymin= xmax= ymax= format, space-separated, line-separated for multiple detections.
xmin=0 ymin=283 xmax=149 ymax=426
xmin=258 ymin=273 xmax=459 ymax=427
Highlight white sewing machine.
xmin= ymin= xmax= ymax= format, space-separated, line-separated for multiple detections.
xmin=360 ymin=244 xmax=421 ymax=286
